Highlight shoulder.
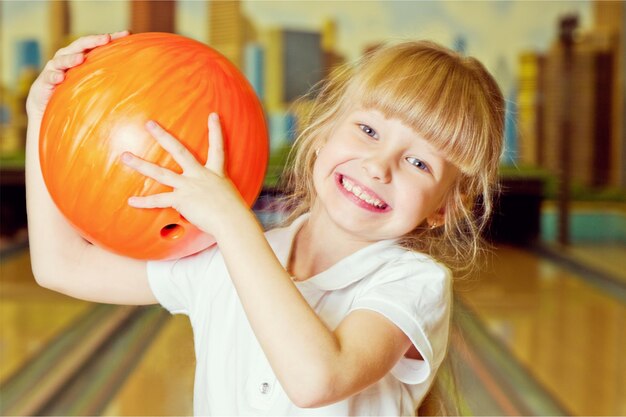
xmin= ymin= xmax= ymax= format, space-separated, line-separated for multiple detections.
xmin=397 ymin=250 xmax=450 ymax=280
xmin=361 ymin=246 xmax=452 ymax=295
xmin=352 ymin=247 xmax=452 ymax=323
xmin=350 ymin=246 xmax=453 ymax=333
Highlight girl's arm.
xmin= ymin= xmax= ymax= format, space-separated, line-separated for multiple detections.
xmin=124 ymin=118 xmax=414 ymax=407
xmin=216 ymin=213 xmax=414 ymax=408
xmin=26 ymin=33 xmax=155 ymax=305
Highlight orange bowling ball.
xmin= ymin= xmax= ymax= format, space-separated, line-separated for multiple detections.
xmin=40 ymin=32 xmax=268 ymax=260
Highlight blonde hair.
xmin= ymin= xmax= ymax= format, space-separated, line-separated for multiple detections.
xmin=280 ymin=40 xmax=504 ymax=274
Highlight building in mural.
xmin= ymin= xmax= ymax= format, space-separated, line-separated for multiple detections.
xmin=260 ymin=27 xmax=323 ymax=150
xmin=244 ymin=43 xmax=264 ymax=100
xmin=595 ymin=0 xmax=626 ymax=187
xmin=517 ymin=52 xmax=545 ymax=168
xmin=49 ymin=0 xmax=71 ymax=58
xmin=321 ymin=19 xmax=345 ymax=78
xmin=518 ymin=1 xmax=625 ymax=188
xmin=209 ymin=0 xmax=256 ymax=69
xmin=131 ymin=0 xmax=176 ymax=34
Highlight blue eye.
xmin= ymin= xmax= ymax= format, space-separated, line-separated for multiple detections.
xmin=406 ymin=157 xmax=430 ymax=173
xmin=358 ymin=124 xmax=379 ymax=139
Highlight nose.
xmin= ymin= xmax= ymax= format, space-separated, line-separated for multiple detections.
xmin=362 ymin=153 xmax=392 ymax=183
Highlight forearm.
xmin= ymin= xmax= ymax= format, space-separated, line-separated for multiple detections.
xmin=118 ymin=112 xmax=369 ymax=402
xmin=215 ymin=209 xmax=342 ymax=406
xmin=25 ymin=115 xmax=87 ymax=284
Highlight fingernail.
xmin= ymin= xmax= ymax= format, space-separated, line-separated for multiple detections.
xmin=128 ymin=197 xmax=138 ymax=205
xmin=121 ymin=152 xmax=132 ymax=163
xmin=146 ymin=120 xmax=157 ymax=129
xmin=210 ymin=113 xmax=219 ymax=122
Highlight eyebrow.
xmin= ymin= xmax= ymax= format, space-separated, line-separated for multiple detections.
xmin=352 ymin=111 xmax=449 ymax=176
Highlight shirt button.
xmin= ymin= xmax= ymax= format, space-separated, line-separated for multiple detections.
xmin=259 ymin=382 xmax=271 ymax=395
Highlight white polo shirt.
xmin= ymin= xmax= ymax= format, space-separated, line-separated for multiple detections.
xmin=147 ymin=214 xmax=452 ymax=416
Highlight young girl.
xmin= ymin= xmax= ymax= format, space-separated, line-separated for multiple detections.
xmin=26 ymin=32 xmax=504 ymax=415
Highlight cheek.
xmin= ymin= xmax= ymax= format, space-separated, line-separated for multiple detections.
xmin=314 ymin=142 xmax=348 ymax=177
xmin=394 ymin=180 xmax=439 ymax=218
xmin=311 ymin=156 xmax=335 ymax=198
xmin=311 ymin=160 xmax=324 ymax=192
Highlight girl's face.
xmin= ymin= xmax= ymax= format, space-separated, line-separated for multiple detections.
xmin=311 ymin=108 xmax=460 ymax=243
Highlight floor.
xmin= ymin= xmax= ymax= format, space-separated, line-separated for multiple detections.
xmin=456 ymin=244 xmax=626 ymax=415
xmin=1 ymin=240 xmax=624 ymax=415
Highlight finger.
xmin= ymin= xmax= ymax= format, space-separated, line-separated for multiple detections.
xmin=54 ymin=34 xmax=111 ymax=58
xmin=110 ymin=30 xmax=130 ymax=40
xmin=42 ymin=69 xmax=65 ymax=86
xmin=145 ymin=121 xmax=199 ymax=172
xmin=47 ymin=52 xmax=84 ymax=71
xmin=121 ymin=152 xmax=183 ymax=188
xmin=128 ymin=193 xmax=173 ymax=209
xmin=206 ymin=113 xmax=225 ymax=176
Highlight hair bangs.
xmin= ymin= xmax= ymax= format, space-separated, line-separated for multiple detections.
xmin=347 ymin=47 xmax=493 ymax=177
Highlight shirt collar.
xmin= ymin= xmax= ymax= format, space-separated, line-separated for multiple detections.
xmin=270 ymin=213 xmax=403 ymax=291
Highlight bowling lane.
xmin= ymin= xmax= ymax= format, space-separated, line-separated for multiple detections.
xmin=552 ymin=243 xmax=626 ymax=284
xmin=0 ymin=249 xmax=92 ymax=383
xmin=101 ymin=314 xmax=195 ymax=416
xmin=459 ymin=244 xmax=626 ymax=416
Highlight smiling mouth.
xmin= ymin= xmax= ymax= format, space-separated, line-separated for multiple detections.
xmin=337 ymin=174 xmax=389 ymax=211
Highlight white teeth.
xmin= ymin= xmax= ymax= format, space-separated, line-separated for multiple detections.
xmin=341 ymin=177 xmax=386 ymax=209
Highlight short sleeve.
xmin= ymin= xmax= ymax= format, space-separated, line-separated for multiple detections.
xmin=147 ymin=245 xmax=219 ymax=316
xmin=349 ymin=256 xmax=452 ymax=385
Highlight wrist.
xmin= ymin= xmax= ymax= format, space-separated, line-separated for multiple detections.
xmin=212 ymin=204 xmax=260 ymax=243
xmin=25 ymin=95 xmax=44 ymax=119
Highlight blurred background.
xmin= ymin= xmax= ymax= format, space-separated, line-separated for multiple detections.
xmin=0 ymin=0 xmax=624 ymax=415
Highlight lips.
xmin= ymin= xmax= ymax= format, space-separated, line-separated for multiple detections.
xmin=335 ymin=173 xmax=391 ymax=213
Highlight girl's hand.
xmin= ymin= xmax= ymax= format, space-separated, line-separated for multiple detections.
xmin=122 ymin=113 xmax=249 ymax=238
xmin=26 ymin=31 xmax=130 ymax=120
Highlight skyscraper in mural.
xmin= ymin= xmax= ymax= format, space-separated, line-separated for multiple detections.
xmin=543 ymin=31 xmax=603 ymax=187
xmin=209 ymin=0 xmax=256 ymax=69
xmin=283 ymin=30 xmax=323 ymax=103
xmin=15 ymin=41 xmax=40 ymax=82
xmin=49 ymin=0 xmax=70 ymax=58
xmin=523 ymin=1 xmax=625 ymax=188
xmin=261 ymin=27 xmax=324 ymax=151
xmin=321 ymin=19 xmax=345 ymax=77
xmin=594 ymin=0 xmax=625 ymax=187
xmin=453 ymin=35 xmax=467 ymax=55
xmin=494 ymin=56 xmax=517 ymax=165
xmin=244 ymin=43 xmax=264 ymax=100
xmin=517 ymin=52 xmax=545 ymax=167
xmin=4 ymin=40 xmax=41 ymax=155
xmin=131 ymin=0 xmax=176 ymax=34
xmin=262 ymin=28 xmax=324 ymax=110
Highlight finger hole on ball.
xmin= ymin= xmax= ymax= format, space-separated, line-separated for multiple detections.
xmin=160 ymin=223 xmax=185 ymax=240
